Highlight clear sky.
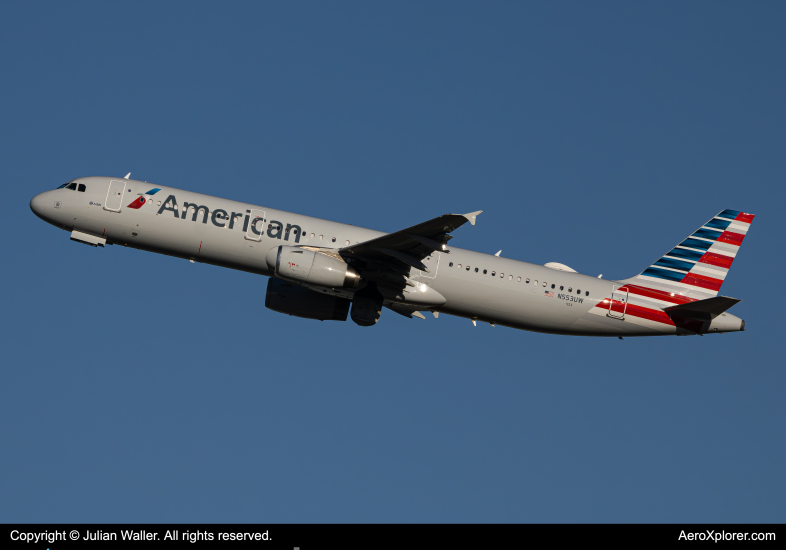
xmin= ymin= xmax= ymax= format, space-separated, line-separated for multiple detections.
xmin=1 ymin=1 xmax=783 ymax=522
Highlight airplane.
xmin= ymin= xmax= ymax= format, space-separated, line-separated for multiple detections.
xmin=30 ymin=175 xmax=753 ymax=337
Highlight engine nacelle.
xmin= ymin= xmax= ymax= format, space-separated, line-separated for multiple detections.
xmin=266 ymin=246 xmax=361 ymax=288
xmin=265 ymin=278 xmax=350 ymax=321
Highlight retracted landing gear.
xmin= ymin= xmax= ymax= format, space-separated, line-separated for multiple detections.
xmin=351 ymin=283 xmax=384 ymax=327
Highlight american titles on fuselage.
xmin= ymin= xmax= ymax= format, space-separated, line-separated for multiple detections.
xmin=156 ymin=194 xmax=304 ymax=243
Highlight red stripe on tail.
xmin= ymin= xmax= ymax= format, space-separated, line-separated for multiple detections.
xmin=681 ymin=273 xmax=723 ymax=291
xmin=735 ymin=212 xmax=755 ymax=223
xmin=698 ymin=252 xmax=733 ymax=269
xmin=717 ymin=231 xmax=744 ymax=245
xmin=621 ymin=285 xmax=696 ymax=305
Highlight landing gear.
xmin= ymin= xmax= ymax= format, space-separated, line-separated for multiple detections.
xmin=351 ymin=283 xmax=384 ymax=327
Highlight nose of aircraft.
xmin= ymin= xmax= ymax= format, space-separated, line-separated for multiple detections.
xmin=30 ymin=191 xmax=47 ymax=219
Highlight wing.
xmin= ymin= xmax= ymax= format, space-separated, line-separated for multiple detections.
xmin=339 ymin=210 xmax=482 ymax=276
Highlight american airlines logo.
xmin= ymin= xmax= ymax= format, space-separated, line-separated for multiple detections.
xmin=155 ymin=194 xmax=304 ymax=243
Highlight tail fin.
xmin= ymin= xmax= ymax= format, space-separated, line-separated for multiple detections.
xmin=622 ymin=209 xmax=755 ymax=298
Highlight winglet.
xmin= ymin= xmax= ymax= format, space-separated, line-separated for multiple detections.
xmin=124 ymin=172 xmax=131 ymax=179
xmin=463 ymin=210 xmax=482 ymax=226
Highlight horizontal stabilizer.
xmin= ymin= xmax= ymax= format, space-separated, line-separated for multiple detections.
xmin=663 ymin=296 xmax=740 ymax=321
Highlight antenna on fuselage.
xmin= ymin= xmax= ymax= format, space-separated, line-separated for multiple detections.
xmin=124 ymin=173 xmax=131 ymax=179
xmin=495 ymin=250 xmax=501 ymax=256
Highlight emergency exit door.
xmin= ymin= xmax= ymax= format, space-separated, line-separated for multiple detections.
xmin=245 ymin=209 xmax=266 ymax=241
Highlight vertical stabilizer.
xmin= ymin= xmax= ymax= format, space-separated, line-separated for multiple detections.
xmin=622 ymin=209 xmax=755 ymax=298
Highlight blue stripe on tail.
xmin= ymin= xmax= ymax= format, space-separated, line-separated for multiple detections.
xmin=679 ymin=238 xmax=713 ymax=251
xmin=692 ymin=228 xmax=722 ymax=241
xmin=666 ymin=248 xmax=704 ymax=261
xmin=642 ymin=267 xmax=685 ymax=282
xmin=654 ymin=257 xmax=694 ymax=272
xmin=704 ymin=218 xmax=732 ymax=231
xmin=716 ymin=209 xmax=741 ymax=220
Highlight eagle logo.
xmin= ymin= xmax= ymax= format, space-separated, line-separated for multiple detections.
xmin=127 ymin=188 xmax=161 ymax=209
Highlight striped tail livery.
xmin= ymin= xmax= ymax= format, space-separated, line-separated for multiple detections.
xmin=624 ymin=209 xmax=754 ymax=298
xmin=583 ymin=209 xmax=756 ymax=336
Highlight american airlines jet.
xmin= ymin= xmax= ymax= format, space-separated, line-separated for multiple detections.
xmin=30 ymin=176 xmax=753 ymax=337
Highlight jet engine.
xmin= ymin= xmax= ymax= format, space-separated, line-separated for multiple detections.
xmin=265 ymin=278 xmax=350 ymax=321
xmin=266 ymin=246 xmax=360 ymax=288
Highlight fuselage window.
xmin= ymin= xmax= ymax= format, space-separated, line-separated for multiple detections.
xmin=525 ymin=278 xmax=529 ymax=283
xmin=66 ymin=182 xmax=77 ymax=190
xmin=551 ymin=284 xmax=555 ymax=289
xmin=157 ymin=201 xmax=161 ymax=206
xmin=542 ymin=281 xmax=547 ymax=287
xmin=483 ymin=269 xmax=487 ymax=274
xmin=577 ymin=289 xmax=581 ymax=294
xmin=332 ymin=237 xmax=336 ymax=242
xmin=491 ymin=271 xmax=495 ymax=276
xmin=78 ymin=184 xmax=86 ymax=192
xmin=560 ymin=286 xmax=564 ymax=291
xmin=457 ymin=264 xmax=462 ymax=269
xmin=500 ymin=273 xmax=504 ymax=278
xmin=466 ymin=265 xmax=470 ymax=271
xmin=475 ymin=267 xmax=479 ymax=273
xmin=319 ymin=235 xmax=323 ymax=240
xmin=345 ymin=240 xmax=350 ymax=245
xmin=508 ymin=275 xmax=512 ymax=280
xmin=310 ymin=233 xmax=315 ymax=238
xmin=517 ymin=277 xmax=521 ymax=282
xmin=533 ymin=280 xmax=538 ymax=286
xmin=568 ymin=287 xmax=572 ymax=292
xmin=449 ymin=262 xmax=454 ymax=267
xmin=585 ymin=291 xmax=589 ymax=296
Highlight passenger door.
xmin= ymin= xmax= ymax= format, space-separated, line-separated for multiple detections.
xmin=104 ymin=180 xmax=127 ymax=212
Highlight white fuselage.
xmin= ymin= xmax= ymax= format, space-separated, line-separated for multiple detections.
xmin=30 ymin=177 xmax=745 ymax=336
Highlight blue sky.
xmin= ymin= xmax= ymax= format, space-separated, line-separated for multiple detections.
xmin=1 ymin=1 xmax=784 ymax=522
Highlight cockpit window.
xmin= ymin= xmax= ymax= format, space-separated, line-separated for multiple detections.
xmin=66 ymin=182 xmax=77 ymax=190
xmin=56 ymin=183 xmax=69 ymax=189
xmin=77 ymin=184 xmax=86 ymax=192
